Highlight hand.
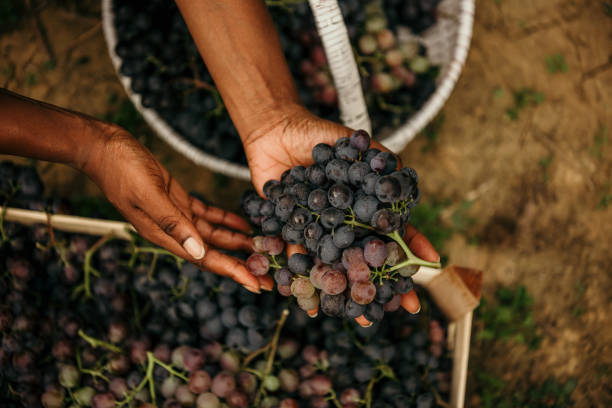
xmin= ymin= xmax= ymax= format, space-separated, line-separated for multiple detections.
xmin=82 ymin=126 xmax=272 ymax=293
xmin=242 ymin=106 xmax=390 ymax=196
xmin=245 ymin=106 xmax=439 ymax=322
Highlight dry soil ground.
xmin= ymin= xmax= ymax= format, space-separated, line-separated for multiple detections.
xmin=1 ymin=0 xmax=611 ymax=406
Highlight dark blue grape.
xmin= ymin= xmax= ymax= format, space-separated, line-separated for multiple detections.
xmin=320 ymin=293 xmax=346 ymax=317
xmin=349 ymin=130 xmax=371 ymax=152
xmin=334 ymin=137 xmax=359 ymax=161
xmin=288 ymin=207 xmax=312 ymax=230
xmin=259 ymin=201 xmax=275 ymax=217
xmin=371 ymin=208 xmax=401 ymax=234
xmin=289 ymin=166 xmax=306 ymax=183
xmin=273 ymin=268 xmax=294 ymax=286
xmin=237 ymin=305 xmax=258 ymax=328
xmin=317 ymin=234 xmax=341 ymax=263
xmin=363 ymin=148 xmax=381 ymax=165
xmin=375 ymin=176 xmax=401 ymax=203
xmin=275 ymin=194 xmax=297 ymax=221
xmin=354 ymin=195 xmax=380 ymax=223
xmin=308 ymin=189 xmax=328 ymax=211
xmin=304 ymin=222 xmax=323 ymax=241
xmin=345 ymin=299 xmax=366 ymax=318
xmin=263 ymin=180 xmax=280 ymax=199
xmin=332 ymin=225 xmax=355 ymax=249
xmin=220 ymin=308 xmax=238 ymax=328
xmin=328 ymin=183 xmax=353 ymax=209
xmin=361 ymin=173 xmax=379 ymax=195
xmin=393 ymin=276 xmax=414 ymax=294
xmin=288 ymin=253 xmax=313 ymax=275
xmin=365 ymin=302 xmax=384 ymax=322
xmin=282 ymin=224 xmax=304 ymax=245
xmin=325 ymin=159 xmax=350 ymax=184
xmin=261 ymin=216 xmax=282 ymax=236
xmin=306 ymin=164 xmax=327 ymax=186
xmin=288 ymin=183 xmax=310 ymax=206
xmin=374 ymin=281 xmax=394 ymax=303
xmin=313 ymin=143 xmax=334 ymax=163
xmin=320 ymin=208 xmax=345 ymax=230
xmin=348 ymin=162 xmax=372 ymax=187
xmin=225 ymin=327 xmax=247 ymax=349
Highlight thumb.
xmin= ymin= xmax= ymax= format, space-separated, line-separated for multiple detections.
xmin=141 ymin=194 xmax=206 ymax=261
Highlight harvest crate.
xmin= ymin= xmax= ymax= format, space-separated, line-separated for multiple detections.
xmin=4 ymin=206 xmax=480 ymax=408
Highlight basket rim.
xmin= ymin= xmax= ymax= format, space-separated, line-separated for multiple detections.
xmin=101 ymin=0 xmax=474 ymax=179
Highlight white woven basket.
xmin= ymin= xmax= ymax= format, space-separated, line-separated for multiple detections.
xmin=101 ymin=0 xmax=474 ymax=180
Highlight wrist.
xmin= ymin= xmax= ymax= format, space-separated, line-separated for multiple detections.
xmin=74 ymin=121 xmax=128 ymax=183
xmin=241 ymin=103 xmax=311 ymax=145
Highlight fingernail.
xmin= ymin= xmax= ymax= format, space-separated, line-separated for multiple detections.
xmin=411 ymin=305 xmax=421 ymax=315
xmin=243 ymin=284 xmax=261 ymax=294
xmin=261 ymin=285 xmax=273 ymax=292
xmin=183 ymin=237 xmax=205 ymax=260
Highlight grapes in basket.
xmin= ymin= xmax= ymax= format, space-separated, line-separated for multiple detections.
xmin=111 ymin=0 xmax=441 ymax=165
xmin=241 ymin=130 xmax=441 ymax=324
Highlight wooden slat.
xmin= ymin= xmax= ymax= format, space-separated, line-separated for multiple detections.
xmin=3 ymin=207 xmax=135 ymax=240
xmin=450 ymin=311 xmax=472 ymax=408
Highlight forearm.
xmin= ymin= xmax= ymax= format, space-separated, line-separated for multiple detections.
xmin=0 ymin=88 xmax=108 ymax=171
xmin=175 ymin=0 xmax=303 ymax=140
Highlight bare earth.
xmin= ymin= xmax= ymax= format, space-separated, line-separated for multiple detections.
xmin=1 ymin=0 xmax=611 ymax=406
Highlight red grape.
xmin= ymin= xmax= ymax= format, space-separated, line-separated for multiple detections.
xmin=245 ymin=254 xmax=269 ymax=276
xmin=351 ymin=281 xmax=376 ymax=305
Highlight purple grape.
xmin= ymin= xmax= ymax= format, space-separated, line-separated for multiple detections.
xmin=349 ymin=130 xmax=371 ymax=152
xmin=364 ymin=239 xmax=387 ymax=267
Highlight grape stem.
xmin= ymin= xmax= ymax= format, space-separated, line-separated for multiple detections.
xmin=116 ymin=352 xmax=187 ymax=408
xmin=72 ymin=234 xmax=114 ymax=299
xmin=253 ymin=308 xmax=290 ymax=407
xmin=75 ymin=351 xmax=110 ymax=383
xmin=386 ymin=230 xmax=441 ymax=270
xmin=326 ymin=389 xmax=342 ymax=408
xmin=269 ymin=254 xmax=283 ymax=270
xmin=77 ymin=329 xmax=122 ymax=353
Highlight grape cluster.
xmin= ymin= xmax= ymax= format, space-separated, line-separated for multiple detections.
xmin=111 ymin=0 xmax=440 ymax=166
xmin=132 ymin=262 xmax=282 ymax=353
xmin=242 ymin=130 xmax=440 ymax=324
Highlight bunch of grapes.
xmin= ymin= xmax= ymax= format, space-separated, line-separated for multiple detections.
xmin=1 ymin=163 xmax=451 ymax=407
xmin=242 ymin=130 xmax=440 ymax=324
xmin=133 ymin=261 xmax=284 ymax=352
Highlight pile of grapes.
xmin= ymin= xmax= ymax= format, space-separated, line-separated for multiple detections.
xmin=111 ymin=0 xmax=440 ymax=165
xmin=242 ymin=130 xmax=441 ymax=325
xmin=1 ymin=161 xmax=451 ymax=407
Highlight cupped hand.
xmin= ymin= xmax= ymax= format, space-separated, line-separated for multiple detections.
xmin=83 ymin=126 xmax=272 ymax=293
xmin=242 ymin=106 xmax=390 ymax=196
xmin=245 ymin=105 xmax=439 ymax=322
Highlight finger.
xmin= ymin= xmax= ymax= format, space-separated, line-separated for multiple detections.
xmin=136 ymin=189 xmax=206 ymax=261
xmin=404 ymin=224 xmax=440 ymax=263
xmin=125 ymin=207 xmax=260 ymax=292
xmin=257 ymin=275 xmax=274 ymax=291
xmin=191 ymin=198 xmax=251 ymax=233
xmin=307 ymin=306 xmax=319 ymax=318
xmin=287 ymin=244 xmax=307 ymax=259
xmin=194 ymin=219 xmax=253 ymax=252
xmin=196 ymin=249 xmax=261 ymax=292
xmin=355 ymin=314 xmax=373 ymax=328
xmin=401 ymin=290 xmax=421 ymax=314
